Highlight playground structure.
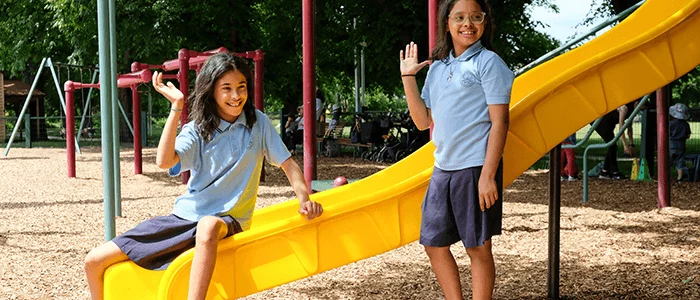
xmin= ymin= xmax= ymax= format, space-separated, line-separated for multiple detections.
xmin=63 ymin=69 xmax=151 ymax=177
xmin=3 ymin=58 xmax=85 ymax=157
xmin=62 ymin=47 xmax=265 ymax=179
xmin=0 ymin=49 xmax=265 ymax=179
xmin=1 ymin=62 xmax=102 ymax=146
xmin=101 ymin=0 xmax=700 ymax=299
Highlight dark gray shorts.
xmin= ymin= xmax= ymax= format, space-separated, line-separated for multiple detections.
xmin=419 ymin=162 xmax=503 ymax=248
xmin=112 ymin=214 xmax=242 ymax=270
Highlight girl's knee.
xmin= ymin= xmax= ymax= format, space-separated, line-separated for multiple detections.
xmin=84 ymin=242 xmax=129 ymax=272
xmin=84 ymin=248 xmax=102 ymax=270
xmin=466 ymin=242 xmax=492 ymax=261
xmin=196 ymin=216 xmax=226 ymax=244
xmin=84 ymin=244 xmax=119 ymax=271
xmin=423 ymin=245 xmax=450 ymax=258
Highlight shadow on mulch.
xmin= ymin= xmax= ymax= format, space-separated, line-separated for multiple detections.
xmin=0 ymin=231 xmax=83 ymax=254
xmin=0 ymin=156 xmax=49 ymax=161
xmin=0 ymin=195 xmax=165 ymax=210
xmin=286 ymin=255 xmax=699 ymax=300
xmin=506 ymin=171 xmax=700 ymax=213
xmin=579 ymin=214 xmax=700 ymax=250
xmin=557 ymin=260 xmax=700 ymax=299
xmin=76 ymin=151 xmax=157 ymax=164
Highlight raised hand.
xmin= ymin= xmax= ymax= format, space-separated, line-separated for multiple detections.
xmin=152 ymin=71 xmax=184 ymax=105
xmin=400 ymin=42 xmax=430 ymax=76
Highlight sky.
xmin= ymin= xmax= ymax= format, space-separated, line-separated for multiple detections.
xmin=529 ymin=0 xmax=598 ymax=43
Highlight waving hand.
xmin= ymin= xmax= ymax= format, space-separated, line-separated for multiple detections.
xmin=400 ymin=42 xmax=429 ymax=76
xmin=152 ymin=71 xmax=184 ymax=105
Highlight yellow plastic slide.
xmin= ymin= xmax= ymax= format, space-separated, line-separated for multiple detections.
xmin=104 ymin=0 xmax=700 ymax=298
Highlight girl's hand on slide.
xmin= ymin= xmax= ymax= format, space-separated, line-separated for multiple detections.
xmin=152 ymin=71 xmax=185 ymax=106
xmin=299 ymin=200 xmax=323 ymax=220
xmin=399 ymin=42 xmax=429 ymax=76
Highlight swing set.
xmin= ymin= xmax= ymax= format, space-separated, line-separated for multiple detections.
xmin=4 ymin=48 xmax=265 ymax=183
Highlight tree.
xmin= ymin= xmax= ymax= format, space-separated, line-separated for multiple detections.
xmin=1 ymin=0 xmax=561 ymax=119
xmin=1 ymin=0 xmax=258 ymax=134
xmin=253 ymin=0 xmax=560 ymax=113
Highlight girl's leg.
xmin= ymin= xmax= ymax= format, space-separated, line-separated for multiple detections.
xmin=84 ymin=241 xmax=129 ymax=300
xmin=188 ymin=216 xmax=228 ymax=300
xmin=424 ymin=246 xmax=463 ymax=300
xmin=465 ymin=240 xmax=495 ymax=300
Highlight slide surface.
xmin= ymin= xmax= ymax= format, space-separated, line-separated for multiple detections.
xmin=104 ymin=0 xmax=700 ymax=298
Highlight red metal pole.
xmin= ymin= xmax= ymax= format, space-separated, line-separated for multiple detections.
xmin=656 ymin=86 xmax=670 ymax=207
xmin=131 ymin=85 xmax=142 ymax=174
xmin=117 ymin=69 xmax=152 ymax=88
xmin=428 ymin=0 xmax=438 ymax=137
xmin=131 ymin=63 xmax=143 ymax=174
xmin=303 ymin=0 xmax=317 ymax=190
xmin=252 ymin=50 xmax=264 ymax=112
xmin=187 ymin=47 xmax=229 ymax=69
xmin=251 ymin=50 xmax=266 ymax=182
xmin=64 ymin=81 xmax=76 ymax=178
xmin=429 ymin=0 xmax=438 ymax=55
xmin=178 ymin=48 xmax=191 ymax=184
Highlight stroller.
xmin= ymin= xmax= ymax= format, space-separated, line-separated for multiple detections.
xmin=393 ymin=111 xmax=430 ymax=162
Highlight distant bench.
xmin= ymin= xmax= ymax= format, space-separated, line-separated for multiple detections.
xmin=316 ymin=122 xmax=373 ymax=158
xmin=336 ymin=138 xmax=372 ymax=158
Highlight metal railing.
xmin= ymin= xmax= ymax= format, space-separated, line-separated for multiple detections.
xmin=516 ymin=1 xmax=645 ymax=75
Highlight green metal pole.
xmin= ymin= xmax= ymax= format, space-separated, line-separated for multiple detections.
xmin=3 ymin=57 xmax=46 ymax=156
xmin=97 ymin=0 xmax=116 ymax=241
xmin=108 ymin=0 xmax=122 ymax=218
xmin=47 ymin=59 xmax=82 ymax=155
xmin=24 ymin=114 xmax=31 ymax=148
xmin=117 ymin=101 xmax=134 ymax=136
xmin=77 ymin=69 xmax=99 ymax=143
xmin=582 ymin=95 xmax=649 ymax=203
xmin=562 ymin=118 xmax=602 ymax=149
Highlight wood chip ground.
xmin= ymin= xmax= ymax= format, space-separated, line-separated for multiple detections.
xmin=1 ymin=148 xmax=698 ymax=299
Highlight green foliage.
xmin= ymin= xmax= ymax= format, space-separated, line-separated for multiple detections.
xmin=672 ymin=66 xmax=700 ymax=108
xmin=491 ymin=0 xmax=561 ymax=69
xmin=0 ymin=0 xmax=69 ymax=76
xmin=580 ymin=0 xmax=615 ymax=27
xmin=1 ymin=0 xmax=562 ymax=117
xmin=361 ymin=86 xmax=408 ymax=113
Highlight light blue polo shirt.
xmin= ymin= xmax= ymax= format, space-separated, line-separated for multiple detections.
xmin=421 ymin=41 xmax=514 ymax=171
xmin=168 ymin=110 xmax=291 ymax=230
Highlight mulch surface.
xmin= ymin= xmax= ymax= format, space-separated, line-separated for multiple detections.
xmin=1 ymin=148 xmax=698 ymax=299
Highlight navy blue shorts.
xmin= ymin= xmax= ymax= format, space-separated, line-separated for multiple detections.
xmin=112 ymin=214 xmax=242 ymax=270
xmin=419 ymin=162 xmax=503 ymax=248
xmin=670 ymin=148 xmax=686 ymax=170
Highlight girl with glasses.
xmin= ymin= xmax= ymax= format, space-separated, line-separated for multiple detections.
xmin=399 ymin=0 xmax=513 ymax=299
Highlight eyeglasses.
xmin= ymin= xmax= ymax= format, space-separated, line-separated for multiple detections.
xmin=449 ymin=12 xmax=486 ymax=25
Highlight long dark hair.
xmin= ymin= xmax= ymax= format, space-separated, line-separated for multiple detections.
xmin=188 ymin=52 xmax=257 ymax=142
xmin=431 ymin=0 xmax=495 ymax=61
